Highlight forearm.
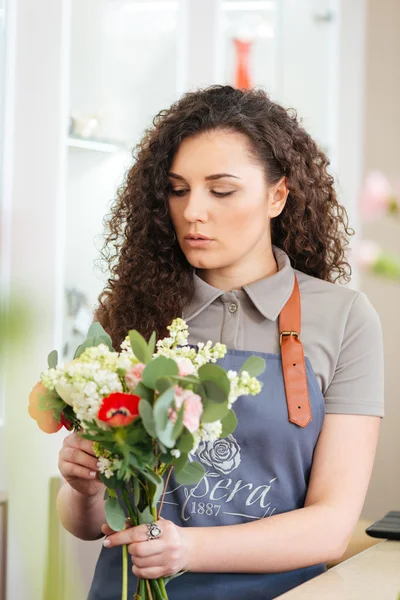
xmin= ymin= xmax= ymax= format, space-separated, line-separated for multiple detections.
xmin=56 ymin=482 xmax=106 ymax=541
xmin=185 ymin=503 xmax=345 ymax=573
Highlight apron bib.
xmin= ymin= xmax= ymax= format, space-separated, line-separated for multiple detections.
xmin=88 ymin=276 xmax=327 ymax=600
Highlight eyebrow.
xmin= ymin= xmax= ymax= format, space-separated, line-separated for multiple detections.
xmin=168 ymin=172 xmax=241 ymax=181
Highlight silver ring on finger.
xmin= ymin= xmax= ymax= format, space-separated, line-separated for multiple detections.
xmin=147 ymin=522 xmax=162 ymax=541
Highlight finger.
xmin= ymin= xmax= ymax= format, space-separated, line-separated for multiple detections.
xmin=128 ymin=540 xmax=165 ymax=559
xmin=103 ymin=523 xmax=150 ymax=548
xmin=61 ymin=446 xmax=99 ymax=472
xmin=132 ymin=565 xmax=165 ymax=580
xmin=60 ymin=461 xmax=98 ymax=480
xmin=63 ymin=433 xmax=96 ymax=456
xmin=130 ymin=553 xmax=164 ymax=568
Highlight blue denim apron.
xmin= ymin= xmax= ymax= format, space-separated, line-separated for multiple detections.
xmin=88 ymin=348 xmax=326 ymax=600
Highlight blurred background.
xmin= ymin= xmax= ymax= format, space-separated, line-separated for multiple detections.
xmin=0 ymin=0 xmax=399 ymax=598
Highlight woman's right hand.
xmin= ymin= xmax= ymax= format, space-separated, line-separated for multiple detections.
xmin=58 ymin=432 xmax=105 ymax=498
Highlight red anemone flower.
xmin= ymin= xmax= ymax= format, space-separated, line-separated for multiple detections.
xmin=98 ymin=392 xmax=141 ymax=427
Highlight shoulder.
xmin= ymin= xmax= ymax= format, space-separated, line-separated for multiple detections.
xmin=295 ymin=269 xmax=380 ymax=334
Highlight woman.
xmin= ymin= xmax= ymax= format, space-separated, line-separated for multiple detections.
xmin=57 ymin=85 xmax=384 ymax=600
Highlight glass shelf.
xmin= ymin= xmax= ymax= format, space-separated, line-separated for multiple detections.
xmin=67 ymin=136 xmax=128 ymax=153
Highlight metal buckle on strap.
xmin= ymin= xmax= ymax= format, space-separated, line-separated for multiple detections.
xmin=280 ymin=331 xmax=299 ymax=346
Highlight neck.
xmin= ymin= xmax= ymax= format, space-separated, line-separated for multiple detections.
xmin=197 ymin=242 xmax=278 ymax=292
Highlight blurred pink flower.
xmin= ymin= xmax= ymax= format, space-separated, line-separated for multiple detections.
xmin=360 ymin=171 xmax=392 ymax=221
xmin=169 ymin=385 xmax=203 ymax=433
xmin=125 ymin=363 xmax=146 ymax=391
xmin=355 ymin=240 xmax=382 ymax=269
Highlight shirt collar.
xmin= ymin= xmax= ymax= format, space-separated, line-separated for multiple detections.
xmin=182 ymin=245 xmax=295 ymax=323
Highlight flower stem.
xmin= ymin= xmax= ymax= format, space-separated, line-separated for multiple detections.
xmin=122 ymin=543 xmax=128 ymax=600
xmin=157 ymin=466 xmax=173 ymax=520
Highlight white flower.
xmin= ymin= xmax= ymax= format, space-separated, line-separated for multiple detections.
xmin=171 ymin=449 xmax=181 ymax=458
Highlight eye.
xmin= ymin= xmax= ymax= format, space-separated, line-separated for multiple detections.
xmin=212 ymin=190 xmax=236 ymax=198
xmin=169 ymin=188 xmax=189 ymax=197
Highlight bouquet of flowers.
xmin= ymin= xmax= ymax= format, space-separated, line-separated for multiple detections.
xmin=29 ymin=318 xmax=266 ymax=600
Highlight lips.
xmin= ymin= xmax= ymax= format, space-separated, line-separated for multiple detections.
xmin=185 ymin=234 xmax=212 ymax=241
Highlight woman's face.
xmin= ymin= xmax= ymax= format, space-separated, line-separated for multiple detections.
xmin=168 ymin=129 xmax=287 ymax=273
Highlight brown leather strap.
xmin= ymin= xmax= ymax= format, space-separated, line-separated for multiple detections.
xmin=279 ymin=275 xmax=312 ymax=428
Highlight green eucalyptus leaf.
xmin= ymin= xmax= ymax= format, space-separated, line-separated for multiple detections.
xmin=137 ymin=506 xmax=154 ymax=525
xmin=201 ymin=399 xmax=229 ymax=423
xmin=155 ymin=377 xmax=173 ymax=395
xmin=142 ymin=357 xmax=179 ymax=390
xmin=220 ymin=409 xmax=238 ymax=438
xmin=47 ymin=350 xmax=58 ymax=369
xmin=172 ymin=404 xmax=185 ymax=440
xmin=198 ymin=364 xmax=230 ymax=396
xmin=239 ymin=355 xmax=266 ymax=378
xmin=153 ymin=387 xmax=175 ymax=431
xmin=174 ymin=461 xmax=205 ymax=485
xmin=105 ymin=497 xmax=126 ymax=531
xmin=157 ymin=420 xmax=175 ymax=449
xmin=148 ymin=331 xmax=156 ymax=357
xmin=141 ymin=469 xmax=163 ymax=488
xmin=99 ymin=472 xmax=119 ymax=490
xmin=129 ymin=330 xmax=151 ymax=364
xmin=202 ymin=380 xmax=227 ymax=403
xmin=176 ymin=429 xmax=194 ymax=454
xmin=172 ymin=452 xmax=188 ymax=472
xmin=134 ymin=382 xmax=154 ymax=403
xmin=139 ymin=399 xmax=157 ymax=438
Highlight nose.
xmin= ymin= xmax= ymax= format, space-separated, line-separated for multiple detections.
xmin=182 ymin=190 xmax=208 ymax=223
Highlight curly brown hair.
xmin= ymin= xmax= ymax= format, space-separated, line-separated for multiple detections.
xmin=95 ymin=85 xmax=353 ymax=349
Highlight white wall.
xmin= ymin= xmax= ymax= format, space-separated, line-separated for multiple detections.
xmin=359 ymin=0 xmax=400 ymax=520
xmin=3 ymin=1 xmax=69 ymax=598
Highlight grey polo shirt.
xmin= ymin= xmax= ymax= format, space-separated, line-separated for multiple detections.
xmin=182 ymin=245 xmax=385 ymax=418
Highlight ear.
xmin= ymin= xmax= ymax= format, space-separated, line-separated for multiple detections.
xmin=268 ymin=177 xmax=289 ymax=218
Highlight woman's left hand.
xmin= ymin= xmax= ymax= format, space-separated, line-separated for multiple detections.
xmin=101 ymin=518 xmax=190 ymax=579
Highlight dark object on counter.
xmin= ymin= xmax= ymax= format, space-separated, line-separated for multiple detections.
xmin=365 ymin=511 xmax=400 ymax=540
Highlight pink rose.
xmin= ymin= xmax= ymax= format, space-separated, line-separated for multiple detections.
xmin=168 ymin=386 xmax=203 ymax=433
xmin=360 ymin=171 xmax=392 ymax=222
xmin=178 ymin=358 xmax=196 ymax=377
xmin=125 ymin=363 xmax=146 ymax=391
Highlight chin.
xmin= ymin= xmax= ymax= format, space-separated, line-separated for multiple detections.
xmin=183 ymin=251 xmax=227 ymax=271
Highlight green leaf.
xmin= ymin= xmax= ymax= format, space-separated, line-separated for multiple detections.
xmin=201 ymin=399 xmax=229 ymax=423
xmin=151 ymin=478 xmax=165 ymax=509
xmin=153 ymin=387 xmax=175 ymax=431
xmin=172 ymin=404 xmax=185 ymax=440
xmin=104 ymin=489 xmax=110 ymax=501
xmin=99 ymin=473 xmax=120 ymax=490
xmin=142 ymin=357 xmax=179 ymax=390
xmin=148 ymin=331 xmax=156 ymax=357
xmin=129 ymin=330 xmax=151 ymax=364
xmin=105 ymin=497 xmax=126 ymax=531
xmin=47 ymin=350 xmax=58 ymax=369
xmin=239 ymin=355 xmax=266 ymax=377
xmin=202 ymin=380 xmax=228 ymax=403
xmin=172 ymin=452 xmax=188 ymax=472
xmin=157 ymin=419 xmax=175 ymax=449
xmin=133 ymin=478 xmax=140 ymax=507
xmin=137 ymin=506 xmax=154 ymax=525
xmin=220 ymin=409 xmax=238 ymax=438
xmin=117 ymin=453 xmax=129 ymax=480
xmin=141 ymin=469 xmax=163 ymax=488
xmin=164 ymin=570 xmax=189 ymax=586
xmin=176 ymin=429 xmax=194 ymax=454
xmin=155 ymin=377 xmax=173 ymax=395
xmin=139 ymin=399 xmax=156 ymax=438
xmin=134 ymin=382 xmax=154 ymax=403
xmin=198 ymin=364 xmax=230 ymax=396
xmin=174 ymin=461 xmax=205 ymax=485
